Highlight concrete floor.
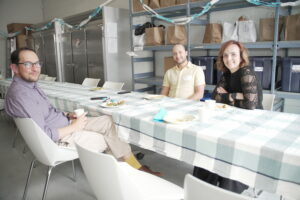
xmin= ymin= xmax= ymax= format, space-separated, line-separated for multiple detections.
xmin=0 ymin=116 xmax=192 ymax=200
xmin=0 ymin=115 xmax=289 ymax=200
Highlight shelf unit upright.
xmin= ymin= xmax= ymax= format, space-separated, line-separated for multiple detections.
xmin=129 ymin=0 xmax=300 ymax=100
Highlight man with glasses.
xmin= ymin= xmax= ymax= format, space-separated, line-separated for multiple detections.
xmin=5 ymin=47 xmax=160 ymax=175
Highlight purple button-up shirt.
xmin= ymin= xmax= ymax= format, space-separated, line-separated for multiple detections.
xmin=5 ymin=76 xmax=69 ymax=142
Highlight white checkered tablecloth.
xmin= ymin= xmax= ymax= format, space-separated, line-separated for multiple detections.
xmin=1 ymin=79 xmax=300 ymax=199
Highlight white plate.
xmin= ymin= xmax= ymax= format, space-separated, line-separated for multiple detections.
xmin=164 ymin=114 xmax=196 ymax=124
xmin=143 ymin=94 xmax=165 ymax=100
xmin=215 ymin=103 xmax=231 ymax=109
xmin=100 ymin=100 xmax=125 ymax=108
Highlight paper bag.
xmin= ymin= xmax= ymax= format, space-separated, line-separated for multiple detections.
xmin=166 ymin=25 xmax=187 ymax=45
xmin=164 ymin=56 xmax=176 ymax=72
xmin=259 ymin=17 xmax=284 ymax=41
xmin=284 ymin=14 xmax=300 ymax=41
xmin=145 ymin=27 xmax=164 ymax=46
xmin=161 ymin=0 xmax=176 ymax=7
xmin=132 ymin=0 xmax=149 ymax=12
xmin=133 ymin=33 xmax=145 ymax=47
xmin=222 ymin=22 xmax=238 ymax=43
xmin=149 ymin=0 xmax=160 ymax=9
xmin=238 ymin=20 xmax=257 ymax=42
xmin=203 ymin=23 xmax=222 ymax=43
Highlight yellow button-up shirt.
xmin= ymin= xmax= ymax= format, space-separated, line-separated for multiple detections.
xmin=162 ymin=62 xmax=205 ymax=99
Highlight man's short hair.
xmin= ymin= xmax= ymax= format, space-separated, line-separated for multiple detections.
xmin=11 ymin=47 xmax=36 ymax=64
xmin=173 ymin=44 xmax=186 ymax=51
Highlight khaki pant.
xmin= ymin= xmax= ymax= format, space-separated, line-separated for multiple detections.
xmin=61 ymin=115 xmax=131 ymax=159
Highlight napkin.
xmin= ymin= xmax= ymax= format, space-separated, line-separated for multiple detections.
xmin=153 ymin=108 xmax=168 ymax=122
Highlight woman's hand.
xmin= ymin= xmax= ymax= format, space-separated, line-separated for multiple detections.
xmin=217 ymin=87 xmax=228 ymax=94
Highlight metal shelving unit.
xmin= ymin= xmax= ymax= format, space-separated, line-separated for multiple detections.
xmin=129 ymin=0 xmax=300 ymax=99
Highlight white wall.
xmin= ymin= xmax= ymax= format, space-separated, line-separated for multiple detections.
xmin=0 ymin=0 xmax=128 ymax=78
xmin=42 ymin=0 xmax=128 ymax=20
xmin=0 ymin=0 xmax=44 ymax=77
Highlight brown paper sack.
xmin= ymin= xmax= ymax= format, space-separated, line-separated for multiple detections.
xmin=132 ymin=0 xmax=149 ymax=12
xmin=164 ymin=56 xmax=176 ymax=72
xmin=145 ymin=27 xmax=165 ymax=46
xmin=284 ymin=14 xmax=300 ymax=41
xmin=161 ymin=0 xmax=176 ymax=7
xmin=166 ymin=25 xmax=187 ymax=45
xmin=149 ymin=0 xmax=160 ymax=9
xmin=202 ymin=23 xmax=222 ymax=43
xmin=259 ymin=17 xmax=284 ymax=41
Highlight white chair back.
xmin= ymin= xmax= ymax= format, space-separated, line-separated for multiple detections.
xmin=0 ymin=98 xmax=4 ymax=110
xmin=82 ymin=78 xmax=100 ymax=87
xmin=14 ymin=118 xmax=77 ymax=166
xmin=262 ymin=93 xmax=275 ymax=111
xmin=184 ymin=174 xmax=252 ymax=200
xmin=102 ymin=81 xmax=124 ymax=90
xmin=44 ymin=76 xmax=56 ymax=81
xmin=75 ymin=142 xmax=183 ymax=200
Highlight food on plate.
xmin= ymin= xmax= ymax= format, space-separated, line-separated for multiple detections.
xmin=175 ymin=115 xmax=195 ymax=123
xmin=105 ymin=100 xmax=125 ymax=107
xmin=143 ymin=94 xmax=165 ymax=100
xmin=164 ymin=114 xmax=196 ymax=124
xmin=216 ymin=103 xmax=229 ymax=109
xmin=89 ymin=87 xmax=103 ymax=91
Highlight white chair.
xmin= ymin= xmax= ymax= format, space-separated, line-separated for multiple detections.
xmin=39 ymin=74 xmax=48 ymax=80
xmin=75 ymin=142 xmax=183 ymax=200
xmin=262 ymin=93 xmax=275 ymax=111
xmin=184 ymin=174 xmax=253 ymax=200
xmin=102 ymin=81 xmax=124 ymax=90
xmin=14 ymin=118 xmax=78 ymax=200
xmin=82 ymin=78 xmax=100 ymax=87
xmin=44 ymin=76 xmax=56 ymax=81
xmin=0 ymin=98 xmax=6 ymax=120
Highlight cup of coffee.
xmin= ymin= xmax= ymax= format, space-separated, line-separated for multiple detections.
xmin=198 ymin=107 xmax=208 ymax=122
xmin=74 ymin=108 xmax=84 ymax=117
xmin=205 ymin=99 xmax=216 ymax=110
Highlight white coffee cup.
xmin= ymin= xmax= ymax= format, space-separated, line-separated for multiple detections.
xmin=198 ymin=107 xmax=208 ymax=122
xmin=205 ymin=99 xmax=216 ymax=110
xmin=74 ymin=108 xmax=84 ymax=117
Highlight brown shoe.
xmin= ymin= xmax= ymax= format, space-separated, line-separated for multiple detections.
xmin=139 ymin=165 xmax=162 ymax=176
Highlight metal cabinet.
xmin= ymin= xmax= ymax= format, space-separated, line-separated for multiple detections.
xmin=86 ymin=22 xmax=104 ymax=85
xmin=61 ymin=21 xmax=104 ymax=85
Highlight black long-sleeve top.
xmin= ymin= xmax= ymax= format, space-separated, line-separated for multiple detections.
xmin=212 ymin=66 xmax=263 ymax=110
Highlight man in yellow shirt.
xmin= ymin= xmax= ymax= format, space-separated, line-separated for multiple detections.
xmin=161 ymin=44 xmax=205 ymax=100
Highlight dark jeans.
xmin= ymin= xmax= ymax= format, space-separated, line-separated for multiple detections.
xmin=193 ymin=166 xmax=248 ymax=194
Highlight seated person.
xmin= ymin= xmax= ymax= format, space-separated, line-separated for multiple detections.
xmin=212 ymin=40 xmax=263 ymax=110
xmin=194 ymin=40 xmax=263 ymax=194
xmin=5 ymin=47 xmax=160 ymax=176
xmin=161 ymin=44 xmax=205 ymax=100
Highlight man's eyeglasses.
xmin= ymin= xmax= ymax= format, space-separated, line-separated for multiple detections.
xmin=17 ymin=61 xmax=42 ymax=68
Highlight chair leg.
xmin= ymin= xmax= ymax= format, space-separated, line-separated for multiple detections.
xmin=22 ymin=159 xmax=36 ymax=200
xmin=12 ymin=129 xmax=19 ymax=148
xmin=72 ymin=160 xmax=76 ymax=182
xmin=42 ymin=166 xmax=53 ymax=200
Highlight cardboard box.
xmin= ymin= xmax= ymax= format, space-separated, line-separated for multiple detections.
xmin=7 ymin=23 xmax=32 ymax=35
xmin=16 ymin=34 xmax=28 ymax=48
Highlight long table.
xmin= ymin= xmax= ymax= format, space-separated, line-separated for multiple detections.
xmin=1 ymin=79 xmax=300 ymax=200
